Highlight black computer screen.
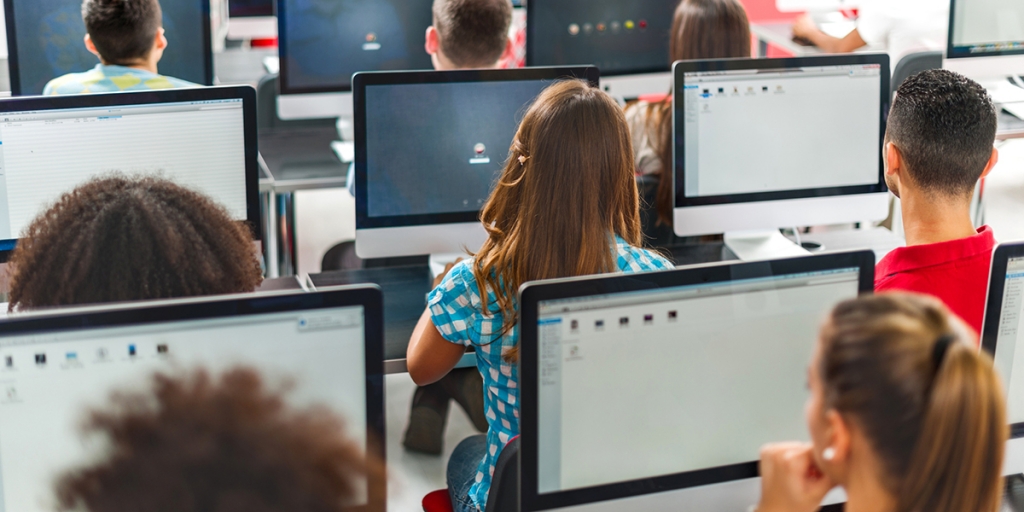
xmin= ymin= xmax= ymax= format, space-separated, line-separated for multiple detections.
xmin=364 ymin=80 xmax=548 ymax=218
xmin=5 ymin=0 xmax=212 ymax=96
xmin=230 ymin=0 xmax=274 ymax=17
xmin=526 ymin=0 xmax=676 ymax=76
xmin=279 ymin=0 xmax=435 ymax=94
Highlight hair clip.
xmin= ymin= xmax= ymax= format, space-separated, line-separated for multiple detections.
xmin=518 ymin=155 xmax=530 ymax=166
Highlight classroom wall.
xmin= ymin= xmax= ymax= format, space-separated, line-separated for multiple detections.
xmin=740 ymin=0 xmax=800 ymax=23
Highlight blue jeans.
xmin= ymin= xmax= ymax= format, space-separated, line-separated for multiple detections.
xmin=448 ymin=434 xmax=487 ymax=512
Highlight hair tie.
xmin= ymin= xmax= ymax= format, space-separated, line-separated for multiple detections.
xmin=933 ymin=334 xmax=956 ymax=370
xmin=518 ymin=155 xmax=530 ymax=166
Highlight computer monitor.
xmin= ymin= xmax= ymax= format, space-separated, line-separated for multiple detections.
xmin=353 ymin=66 xmax=599 ymax=259
xmin=945 ymin=0 xmax=1024 ymax=81
xmin=981 ymin=242 xmax=1024 ymax=477
xmin=673 ymin=54 xmax=891 ymax=260
xmin=228 ymin=0 xmax=277 ymax=40
xmin=519 ymin=250 xmax=875 ymax=511
xmin=0 ymin=86 xmax=261 ymax=252
xmin=276 ymin=0 xmax=435 ymax=120
xmin=525 ymin=0 xmax=676 ymax=99
xmin=3 ymin=0 xmax=214 ymax=96
xmin=0 ymin=286 xmax=386 ymax=512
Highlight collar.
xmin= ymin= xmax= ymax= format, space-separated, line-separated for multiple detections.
xmin=97 ymin=63 xmax=159 ymax=78
xmin=878 ymin=226 xmax=996 ymax=276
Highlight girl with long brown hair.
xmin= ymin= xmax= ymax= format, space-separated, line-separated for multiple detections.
xmin=756 ymin=293 xmax=1007 ymax=512
xmin=625 ymin=0 xmax=751 ymax=244
xmin=406 ymin=80 xmax=672 ymax=512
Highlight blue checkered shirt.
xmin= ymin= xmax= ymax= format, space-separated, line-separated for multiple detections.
xmin=427 ymin=236 xmax=673 ymax=510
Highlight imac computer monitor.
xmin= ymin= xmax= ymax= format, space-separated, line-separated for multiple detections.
xmin=0 ymin=86 xmax=261 ymax=252
xmin=945 ymin=0 xmax=1024 ymax=80
xmin=519 ymin=250 xmax=875 ymax=511
xmin=276 ymin=0 xmax=435 ymax=120
xmin=673 ymin=54 xmax=890 ymax=258
xmin=0 ymin=286 xmax=386 ymax=512
xmin=981 ymin=242 xmax=1024 ymax=477
xmin=4 ymin=0 xmax=214 ymax=96
xmin=526 ymin=0 xmax=676 ymax=99
xmin=353 ymin=66 xmax=600 ymax=259
xmin=228 ymin=0 xmax=277 ymax=39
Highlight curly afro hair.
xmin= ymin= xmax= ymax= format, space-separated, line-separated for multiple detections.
xmin=55 ymin=366 xmax=382 ymax=512
xmin=7 ymin=175 xmax=263 ymax=311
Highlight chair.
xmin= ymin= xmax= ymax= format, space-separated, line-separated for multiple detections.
xmin=422 ymin=437 xmax=520 ymax=512
xmin=890 ymin=51 xmax=943 ymax=100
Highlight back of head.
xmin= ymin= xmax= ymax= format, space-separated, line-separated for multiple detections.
xmin=8 ymin=176 xmax=263 ymax=310
xmin=820 ymin=293 xmax=1006 ymax=512
xmin=432 ymin=0 xmax=512 ymax=68
xmin=54 ymin=367 xmax=377 ymax=512
xmin=887 ymin=69 xmax=998 ymax=198
xmin=82 ymin=0 xmax=162 ymax=65
xmin=475 ymin=80 xmax=641 ymax=343
xmin=650 ymin=0 xmax=751 ymax=225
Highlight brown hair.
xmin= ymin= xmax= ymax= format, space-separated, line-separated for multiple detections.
xmin=8 ymin=175 xmax=263 ymax=311
xmin=647 ymin=0 xmax=751 ymax=225
xmin=83 ymin=0 xmax=163 ymax=65
xmin=474 ymin=80 xmax=643 ymax=361
xmin=432 ymin=0 xmax=513 ymax=68
xmin=55 ymin=367 xmax=380 ymax=512
xmin=820 ymin=293 xmax=1006 ymax=512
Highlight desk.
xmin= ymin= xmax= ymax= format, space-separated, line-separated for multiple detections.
xmin=999 ymin=111 xmax=1024 ymax=141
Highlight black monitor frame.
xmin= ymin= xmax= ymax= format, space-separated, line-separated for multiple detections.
xmin=352 ymin=66 xmax=599 ymax=231
xmin=0 ymin=86 xmax=262 ymax=253
xmin=981 ymin=242 xmax=1024 ymax=439
xmin=519 ymin=251 xmax=876 ymax=511
xmin=230 ymin=0 xmax=275 ymax=18
xmin=946 ymin=0 xmax=1024 ymax=60
xmin=672 ymin=54 xmax=891 ymax=209
xmin=3 ymin=0 xmax=215 ymax=97
xmin=0 ymin=286 xmax=387 ymax=511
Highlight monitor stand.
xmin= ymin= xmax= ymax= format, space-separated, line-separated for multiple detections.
xmin=724 ymin=230 xmax=810 ymax=261
xmin=429 ymin=253 xmax=468 ymax=280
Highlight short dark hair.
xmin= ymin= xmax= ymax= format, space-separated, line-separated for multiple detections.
xmin=82 ymin=0 xmax=163 ymax=65
xmin=433 ymin=0 xmax=513 ymax=68
xmin=54 ymin=367 xmax=380 ymax=512
xmin=8 ymin=175 xmax=263 ymax=311
xmin=887 ymin=69 xmax=998 ymax=197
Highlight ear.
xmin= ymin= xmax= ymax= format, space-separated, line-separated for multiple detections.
xmin=885 ymin=142 xmax=903 ymax=179
xmin=825 ymin=409 xmax=853 ymax=464
xmin=979 ymin=147 xmax=999 ymax=181
xmin=424 ymin=26 xmax=439 ymax=56
xmin=154 ymin=27 xmax=168 ymax=51
xmin=84 ymin=34 xmax=101 ymax=59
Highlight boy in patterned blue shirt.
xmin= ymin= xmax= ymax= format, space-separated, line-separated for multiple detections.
xmin=43 ymin=0 xmax=197 ymax=95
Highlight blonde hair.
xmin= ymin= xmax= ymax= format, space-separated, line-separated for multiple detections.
xmin=473 ymin=80 xmax=643 ymax=362
xmin=820 ymin=293 xmax=1007 ymax=512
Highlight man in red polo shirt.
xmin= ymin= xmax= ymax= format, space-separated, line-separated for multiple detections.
xmin=876 ymin=69 xmax=1000 ymax=335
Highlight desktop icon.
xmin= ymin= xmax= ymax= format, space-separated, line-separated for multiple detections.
xmin=625 ymin=20 xmax=635 ymax=30
xmin=638 ymin=20 xmax=648 ymax=29
xmin=157 ymin=344 xmax=169 ymax=355
xmin=4 ymin=356 xmax=11 ymax=368
xmin=619 ymin=317 xmax=629 ymax=327
xmin=470 ymin=143 xmax=490 ymax=165
xmin=366 ymin=32 xmax=377 ymax=43
xmin=596 ymin=23 xmax=606 ymax=33
xmin=582 ymin=23 xmax=594 ymax=35
xmin=595 ymin=319 xmax=605 ymax=330
xmin=570 ymin=320 xmax=579 ymax=332
xmin=97 ymin=347 xmax=108 ymax=359
xmin=474 ymin=143 xmax=486 ymax=155
xmin=644 ymin=314 xmax=654 ymax=325
xmin=35 ymin=354 xmax=46 ymax=365
xmin=363 ymin=33 xmax=381 ymax=51
xmin=610 ymin=21 xmax=621 ymax=33
xmin=66 ymin=352 xmax=78 ymax=362
xmin=128 ymin=345 xmax=137 ymax=357
xmin=668 ymin=310 xmax=678 ymax=321
xmin=568 ymin=23 xmax=580 ymax=36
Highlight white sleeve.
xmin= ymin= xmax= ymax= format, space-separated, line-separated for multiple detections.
xmin=855 ymin=0 xmax=894 ymax=47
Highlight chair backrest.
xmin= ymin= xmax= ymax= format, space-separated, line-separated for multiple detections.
xmin=485 ymin=437 xmax=520 ymax=512
xmin=891 ymin=51 xmax=943 ymax=100
xmin=256 ymin=74 xmax=338 ymax=133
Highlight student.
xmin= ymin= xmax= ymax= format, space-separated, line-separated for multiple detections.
xmin=407 ymin=80 xmax=673 ymax=512
xmin=754 ymin=293 xmax=1006 ymax=512
xmin=790 ymin=0 xmax=947 ymax=70
xmin=7 ymin=176 xmax=263 ymax=311
xmin=43 ymin=0 xmax=196 ymax=95
xmin=874 ymin=69 xmax=999 ymax=335
xmin=53 ymin=367 xmax=380 ymax=512
xmin=399 ymin=0 xmax=515 ymax=456
xmin=624 ymin=0 xmax=751 ymax=244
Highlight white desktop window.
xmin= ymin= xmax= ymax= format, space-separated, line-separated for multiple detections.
xmin=0 ymin=306 xmax=367 ymax=512
xmin=682 ymin=65 xmax=881 ymax=198
xmin=994 ymin=257 xmax=1024 ymax=425
xmin=0 ymin=99 xmax=248 ymax=240
xmin=535 ymin=269 xmax=861 ymax=493
xmin=952 ymin=0 xmax=1024 ymax=49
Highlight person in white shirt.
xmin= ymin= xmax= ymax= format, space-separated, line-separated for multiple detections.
xmin=791 ymin=0 xmax=948 ymax=70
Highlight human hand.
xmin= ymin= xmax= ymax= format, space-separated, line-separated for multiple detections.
xmin=791 ymin=15 xmax=820 ymax=40
xmin=755 ymin=442 xmax=836 ymax=512
xmin=433 ymin=258 xmax=464 ymax=288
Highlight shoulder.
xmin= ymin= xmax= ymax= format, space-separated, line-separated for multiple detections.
xmin=624 ymin=101 xmax=651 ymax=123
xmin=614 ymin=237 xmax=674 ymax=272
xmin=142 ymin=74 xmax=200 ymax=90
xmin=43 ymin=71 xmax=92 ymax=95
